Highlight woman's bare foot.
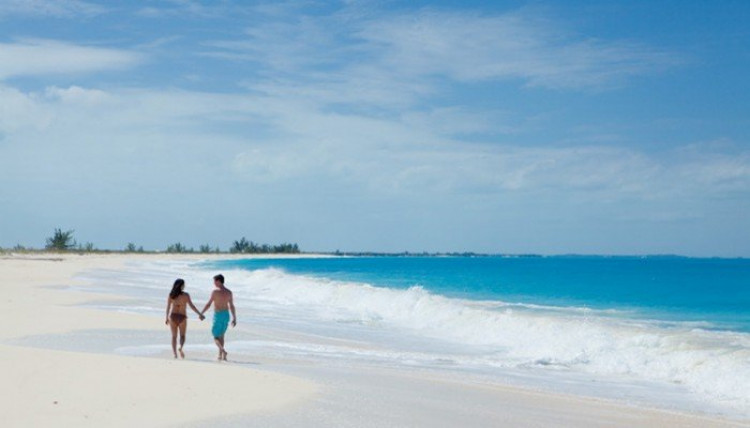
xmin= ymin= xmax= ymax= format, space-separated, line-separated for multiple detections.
xmin=179 ymin=348 xmax=185 ymax=359
xmin=173 ymin=352 xmax=178 ymax=359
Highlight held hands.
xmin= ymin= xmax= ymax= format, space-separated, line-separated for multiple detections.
xmin=199 ymin=313 xmax=206 ymax=321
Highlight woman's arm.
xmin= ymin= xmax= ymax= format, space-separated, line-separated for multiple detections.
xmin=165 ymin=297 xmax=172 ymax=325
xmin=186 ymin=294 xmax=205 ymax=320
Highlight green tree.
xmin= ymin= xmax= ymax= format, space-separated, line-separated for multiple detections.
xmin=45 ymin=228 xmax=76 ymax=251
xmin=230 ymin=237 xmax=250 ymax=253
xmin=230 ymin=238 xmax=300 ymax=254
xmin=199 ymin=244 xmax=212 ymax=253
xmin=125 ymin=243 xmax=137 ymax=252
xmin=166 ymin=243 xmax=192 ymax=253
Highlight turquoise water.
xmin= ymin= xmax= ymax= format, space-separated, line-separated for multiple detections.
xmin=209 ymin=256 xmax=750 ymax=332
xmin=197 ymin=255 xmax=750 ymax=414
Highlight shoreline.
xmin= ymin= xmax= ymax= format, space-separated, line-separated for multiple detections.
xmin=1 ymin=253 xmax=747 ymax=427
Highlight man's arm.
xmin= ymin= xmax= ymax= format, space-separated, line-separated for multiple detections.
xmin=229 ymin=291 xmax=237 ymax=327
xmin=186 ymin=294 xmax=205 ymax=320
xmin=201 ymin=292 xmax=214 ymax=315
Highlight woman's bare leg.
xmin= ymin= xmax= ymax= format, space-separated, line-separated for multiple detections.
xmin=178 ymin=320 xmax=187 ymax=359
xmin=169 ymin=321 xmax=178 ymax=358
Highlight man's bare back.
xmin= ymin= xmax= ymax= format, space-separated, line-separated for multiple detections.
xmin=210 ymin=288 xmax=233 ymax=311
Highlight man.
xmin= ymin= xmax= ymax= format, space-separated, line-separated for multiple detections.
xmin=200 ymin=274 xmax=236 ymax=361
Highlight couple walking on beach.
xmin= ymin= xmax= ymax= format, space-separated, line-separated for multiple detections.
xmin=165 ymin=274 xmax=237 ymax=361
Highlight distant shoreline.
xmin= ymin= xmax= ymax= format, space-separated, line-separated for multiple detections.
xmin=1 ymin=249 xmax=746 ymax=260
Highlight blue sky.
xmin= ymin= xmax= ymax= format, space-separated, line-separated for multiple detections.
xmin=1 ymin=0 xmax=749 ymax=256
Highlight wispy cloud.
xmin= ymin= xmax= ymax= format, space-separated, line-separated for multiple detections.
xmin=6 ymin=83 xmax=747 ymax=202
xmin=136 ymin=0 xmax=232 ymax=19
xmin=228 ymin=110 xmax=750 ymax=200
xmin=0 ymin=0 xmax=105 ymax=18
xmin=0 ymin=39 xmax=141 ymax=80
xmin=357 ymin=10 xmax=680 ymax=89
xmin=204 ymin=6 xmax=680 ymax=93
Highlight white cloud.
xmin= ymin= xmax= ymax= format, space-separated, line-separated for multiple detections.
xmin=44 ymin=85 xmax=111 ymax=104
xmin=219 ymin=95 xmax=748 ymax=199
xmin=0 ymin=85 xmax=54 ymax=132
xmin=231 ymin=137 xmax=658 ymax=196
xmin=0 ymin=39 xmax=141 ymax=80
xmin=5 ymin=82 xmax=742 ymax=202
xmin=673 ymin=142 xmax=750 ymax=193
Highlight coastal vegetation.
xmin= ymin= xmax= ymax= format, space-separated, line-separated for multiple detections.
xmin=45 ymin=229 xmax=77 ymax=251
xmin=163 ymin=243 xmax=220 ymax=253
xmin=230 ymin=237 xmax=300 ymax=254
xmin=165 ymin=242 xmax=189 ymax=253
xmin=1 ymin=228 xmax=543 ymax=257
xmin=0 ymin=228 xmax=303 ymax=255
xmin=125 ymin=243 xmax=145 ymax=253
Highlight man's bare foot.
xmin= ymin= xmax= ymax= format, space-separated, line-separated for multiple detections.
xmin=222 ymin=350 xmax=228 ymax=361
xmin=217 ymin=352 xmax=223 ymax=361
xmin=179 ymin=349 xmax=185 ymax=359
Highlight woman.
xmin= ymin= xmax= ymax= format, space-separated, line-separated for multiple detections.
xmin=165 ymin=278 xmax=204 ymax=359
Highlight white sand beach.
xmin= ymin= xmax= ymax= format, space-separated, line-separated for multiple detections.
xmin=0 ymin=253 xmax=747 ymax=427
xmin=0 ymin=254 xmax=317 ymax=427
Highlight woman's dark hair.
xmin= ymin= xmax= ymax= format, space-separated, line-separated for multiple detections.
xmin=169 ymin=278 xmax=185 ymax=299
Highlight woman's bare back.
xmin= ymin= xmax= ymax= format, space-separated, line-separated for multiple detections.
xmin=170 ymin=293 xmax=191 ymax=315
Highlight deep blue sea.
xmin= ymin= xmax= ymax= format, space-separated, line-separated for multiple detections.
xmin=209 ymin=256 xmax=750 ymax=332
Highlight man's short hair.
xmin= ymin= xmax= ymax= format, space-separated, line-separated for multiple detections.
xmin=213 ymin=274 xmax=225 ymax=284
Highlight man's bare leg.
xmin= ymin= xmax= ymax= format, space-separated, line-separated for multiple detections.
xmin=219 ymin=336 xmax=227 ymax=360
xmin=214 ymin=337 xmax=225 ymax=361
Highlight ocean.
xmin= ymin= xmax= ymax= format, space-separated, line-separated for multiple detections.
xmin=81 ymin=255 xmax=750 ymax=418
xmin=202 ymin=256 xmax=750 ymax=416
xmin=208 ymin=256 xmax=750 ymax=332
